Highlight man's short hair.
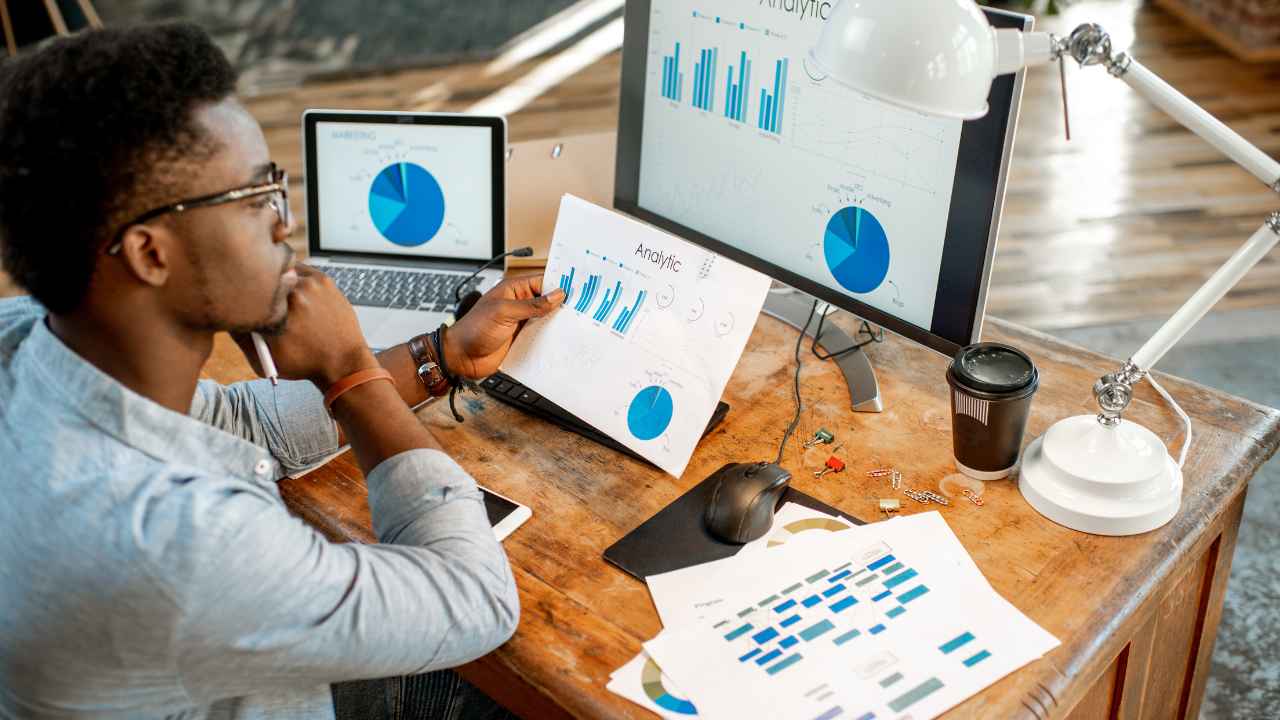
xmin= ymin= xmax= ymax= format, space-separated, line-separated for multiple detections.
xmin=0 ymin=23 xmax=238 ymax=314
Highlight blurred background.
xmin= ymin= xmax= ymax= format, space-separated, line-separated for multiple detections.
xmin=1 ymin=1 xmax=1276 ymax=716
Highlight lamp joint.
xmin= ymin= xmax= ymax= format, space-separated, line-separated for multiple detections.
xmin=1048 ymin=33 xmax=1069 ymax=61
xmin=1107 ymin=52 xmax=1132 ymax=78
xmin=1267 ymin=211 xmax=1280 ymax=234
xmin=1066 ymin=24 xmax=1113 ymax=68
xmin=1094 ymin=360 xmax=1145 ymax=426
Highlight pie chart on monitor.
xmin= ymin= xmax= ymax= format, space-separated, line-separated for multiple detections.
xmin=368 ymin=161 xmax=446 ymax=247
xmin=823 ymin=205 xmax=890 ymax=294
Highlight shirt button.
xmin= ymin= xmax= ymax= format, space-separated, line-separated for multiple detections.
xmin=254 ymin=459 xmax=272 ymax=476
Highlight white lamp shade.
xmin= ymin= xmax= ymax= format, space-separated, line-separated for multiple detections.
xmin=809 ymin=0 xmax=998 ymax=119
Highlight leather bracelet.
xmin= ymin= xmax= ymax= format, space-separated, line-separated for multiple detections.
xmin=430 ymin=326 xmax=460 ymax=386
xmin=323 ymin=367 xmax=395 ymax=412
xmin=407 ymin=332 xmax=451 ymax=397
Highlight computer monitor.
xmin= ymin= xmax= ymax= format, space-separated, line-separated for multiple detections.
xmin=613 ymin=0 xmax=1030 ymax=357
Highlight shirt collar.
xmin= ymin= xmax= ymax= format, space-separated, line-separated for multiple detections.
xmin=21 ymin=316 xmax=278 ymax=480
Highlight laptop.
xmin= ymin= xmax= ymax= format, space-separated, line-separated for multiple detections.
xmin=302 ymin=110 xmax=507 ymax=350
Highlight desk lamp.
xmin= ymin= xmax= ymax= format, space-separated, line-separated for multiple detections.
xmin=809 ymin=0 xmax=1280 ymax=535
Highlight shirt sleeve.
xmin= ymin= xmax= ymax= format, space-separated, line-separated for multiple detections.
xmin=189 ymin=379 xmax=340 ymax=477
xmin=143 ymin=449 xmax=518 ymax=702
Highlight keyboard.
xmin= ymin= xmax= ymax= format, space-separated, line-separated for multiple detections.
xmin=321 ymin=264 xmax=479 ymax=312
xmin=480 ymin=372 xmax=729 ymax=465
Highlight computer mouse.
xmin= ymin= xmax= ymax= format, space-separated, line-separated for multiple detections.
xmin=703 ymin=461 xmax=792 ymax=544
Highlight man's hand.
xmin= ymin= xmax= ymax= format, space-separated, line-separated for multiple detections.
xmin=233 ymin=264 xmax=378 ymax=390
xmin=442 ymin=275 xmax=566 ymax=379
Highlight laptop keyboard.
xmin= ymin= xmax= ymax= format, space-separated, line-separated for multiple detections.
xmin=320 ymin=265 xmax=479 ymax=312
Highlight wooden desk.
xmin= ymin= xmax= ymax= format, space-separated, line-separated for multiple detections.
xmin=204 ymin=310 xmax=1278 ymax=719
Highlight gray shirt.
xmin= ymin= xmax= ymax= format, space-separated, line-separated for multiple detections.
xmin=0 ymin=297 xmax=519 ymax=719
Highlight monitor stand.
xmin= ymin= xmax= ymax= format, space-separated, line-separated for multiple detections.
xmin=762 ymin=290 xmax=884 ymax=413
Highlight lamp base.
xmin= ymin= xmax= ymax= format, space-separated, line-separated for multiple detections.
xmin=1019 ymin=415 xmax=1183 ymax=536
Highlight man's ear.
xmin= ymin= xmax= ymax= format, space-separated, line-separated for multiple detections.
xmin=116 ymin=224 xmax=175 ymax=288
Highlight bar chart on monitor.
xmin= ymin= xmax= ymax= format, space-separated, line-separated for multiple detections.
xmin=647 ymin=5 xmax=793 ymax=137
xmin=639 ymin=0 xmax=970 ymax=331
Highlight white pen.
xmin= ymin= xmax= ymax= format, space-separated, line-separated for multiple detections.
xmin=250 ymin=332 xmax=279 ymax=386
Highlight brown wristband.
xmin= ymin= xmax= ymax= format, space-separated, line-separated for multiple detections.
xmin=323 ymin=368 xmax=395 ymax=413
xmin=407 ymin=332 xmax=451 ymax=397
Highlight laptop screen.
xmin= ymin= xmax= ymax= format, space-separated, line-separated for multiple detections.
xmin=311 ymin=120 xmax=496 ymax=262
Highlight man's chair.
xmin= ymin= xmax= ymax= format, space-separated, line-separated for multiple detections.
xmin=1 ymin=0 xmax=102 ymax=57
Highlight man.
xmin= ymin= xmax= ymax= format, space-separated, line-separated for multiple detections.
xmin=0 ymin=22 xmax=565 ymax=719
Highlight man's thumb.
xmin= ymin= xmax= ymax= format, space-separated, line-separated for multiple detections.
xmin=503 ymin=289 xmax=565 ymax=321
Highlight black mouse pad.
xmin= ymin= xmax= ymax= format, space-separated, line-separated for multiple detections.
xmin=603 ymin=474 xmax=865 ymax=582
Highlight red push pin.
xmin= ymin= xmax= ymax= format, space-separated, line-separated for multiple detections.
xmin=813 ymin=456 xmax=846 ymax=478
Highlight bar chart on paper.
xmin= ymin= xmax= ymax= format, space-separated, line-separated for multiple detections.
xmin=557 ymin=259 xmax=650 ymax=337
xmin=642 ymin=513 xmax=1059 ymax=720
xmin=501 ymin=195 xmax=771 ymax=477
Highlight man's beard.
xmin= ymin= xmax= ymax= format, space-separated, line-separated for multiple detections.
xmin=246 ymin=277 xmax=291 ymax=336
xmin=193 ymin=246 xmax=294 ymax=336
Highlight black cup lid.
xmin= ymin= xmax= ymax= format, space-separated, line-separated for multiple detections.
xmin=951 ymin=343 xmax=1036 ymax=394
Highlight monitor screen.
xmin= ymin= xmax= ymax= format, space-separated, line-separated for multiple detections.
xmin=614 ymin=1 xmax=1029 ymax=355
xmin=305 ymin=114 xmax=503 ymax=263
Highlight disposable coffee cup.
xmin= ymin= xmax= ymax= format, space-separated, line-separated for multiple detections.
xmin=946 ymin=343 xmax=1039 ymax=480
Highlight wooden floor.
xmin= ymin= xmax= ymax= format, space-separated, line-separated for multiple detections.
xmin=2 ymin=1 xmax=1277 ymax=332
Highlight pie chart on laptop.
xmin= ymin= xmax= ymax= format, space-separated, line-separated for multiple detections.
xmin=368 ymin=161 xmax=446 ymax=247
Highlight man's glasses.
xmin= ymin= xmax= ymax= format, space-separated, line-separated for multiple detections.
xmin=105 ymin=163 xmax=290 ymax=255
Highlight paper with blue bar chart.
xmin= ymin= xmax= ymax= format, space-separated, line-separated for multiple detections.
xmin=641 ymin=513 xmax=1059 ymax=720
xmin=501 ymin=195 xmax=770 ymax=477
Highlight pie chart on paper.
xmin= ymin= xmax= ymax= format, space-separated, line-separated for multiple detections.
xmin=627 ymin=386 xmax=674 ymax=441
xmin=368 ymin=161 xmax=446 ymax=247
xmin=641 ymin=657 xmax=697 ymax=715
xmin=823 ymin=206 xmax=891 ymax=294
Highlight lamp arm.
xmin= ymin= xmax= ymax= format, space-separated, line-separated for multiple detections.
xmin=1116 ymin=57 xmax=1280 ymax=189
xmin=1129 ymin=217 xmax=1280 ymax=373
xmin=1006 ymin=24 xmax=1280 ymax=425
xmin=992 ymin=29 xmax=1056 ymax=75
xmin=996 ymin=24 xmax=1280 ymax=191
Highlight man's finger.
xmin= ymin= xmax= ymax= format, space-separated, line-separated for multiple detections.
xmin=294 ymin=262 xmax=320 ymax=278
xmin=498 ymin=289 xmax=565 ymax=321
xmin=496 ymin=273 xmax=545 ymax=299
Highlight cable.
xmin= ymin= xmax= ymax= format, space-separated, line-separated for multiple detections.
xmin=810 ymin=306 xmax=883 ymax=361
xmin=452 ymin=246 xmax=535 ymax=303
xmin=1146 ymin=372 xmax=1192 ymax=468
xmin=775 ymin=300 xmax=819 ymax=465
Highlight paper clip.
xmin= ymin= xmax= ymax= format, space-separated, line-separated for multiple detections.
xmin=903 ymin=488 xmax=931 ymax=504
xmin=804 ymin=428 xmax=835 ymax=449
xmin=813 ymin=456 xmax=847 ymax=478
xmin=921 ymin=490 xmax=950 ymax=506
